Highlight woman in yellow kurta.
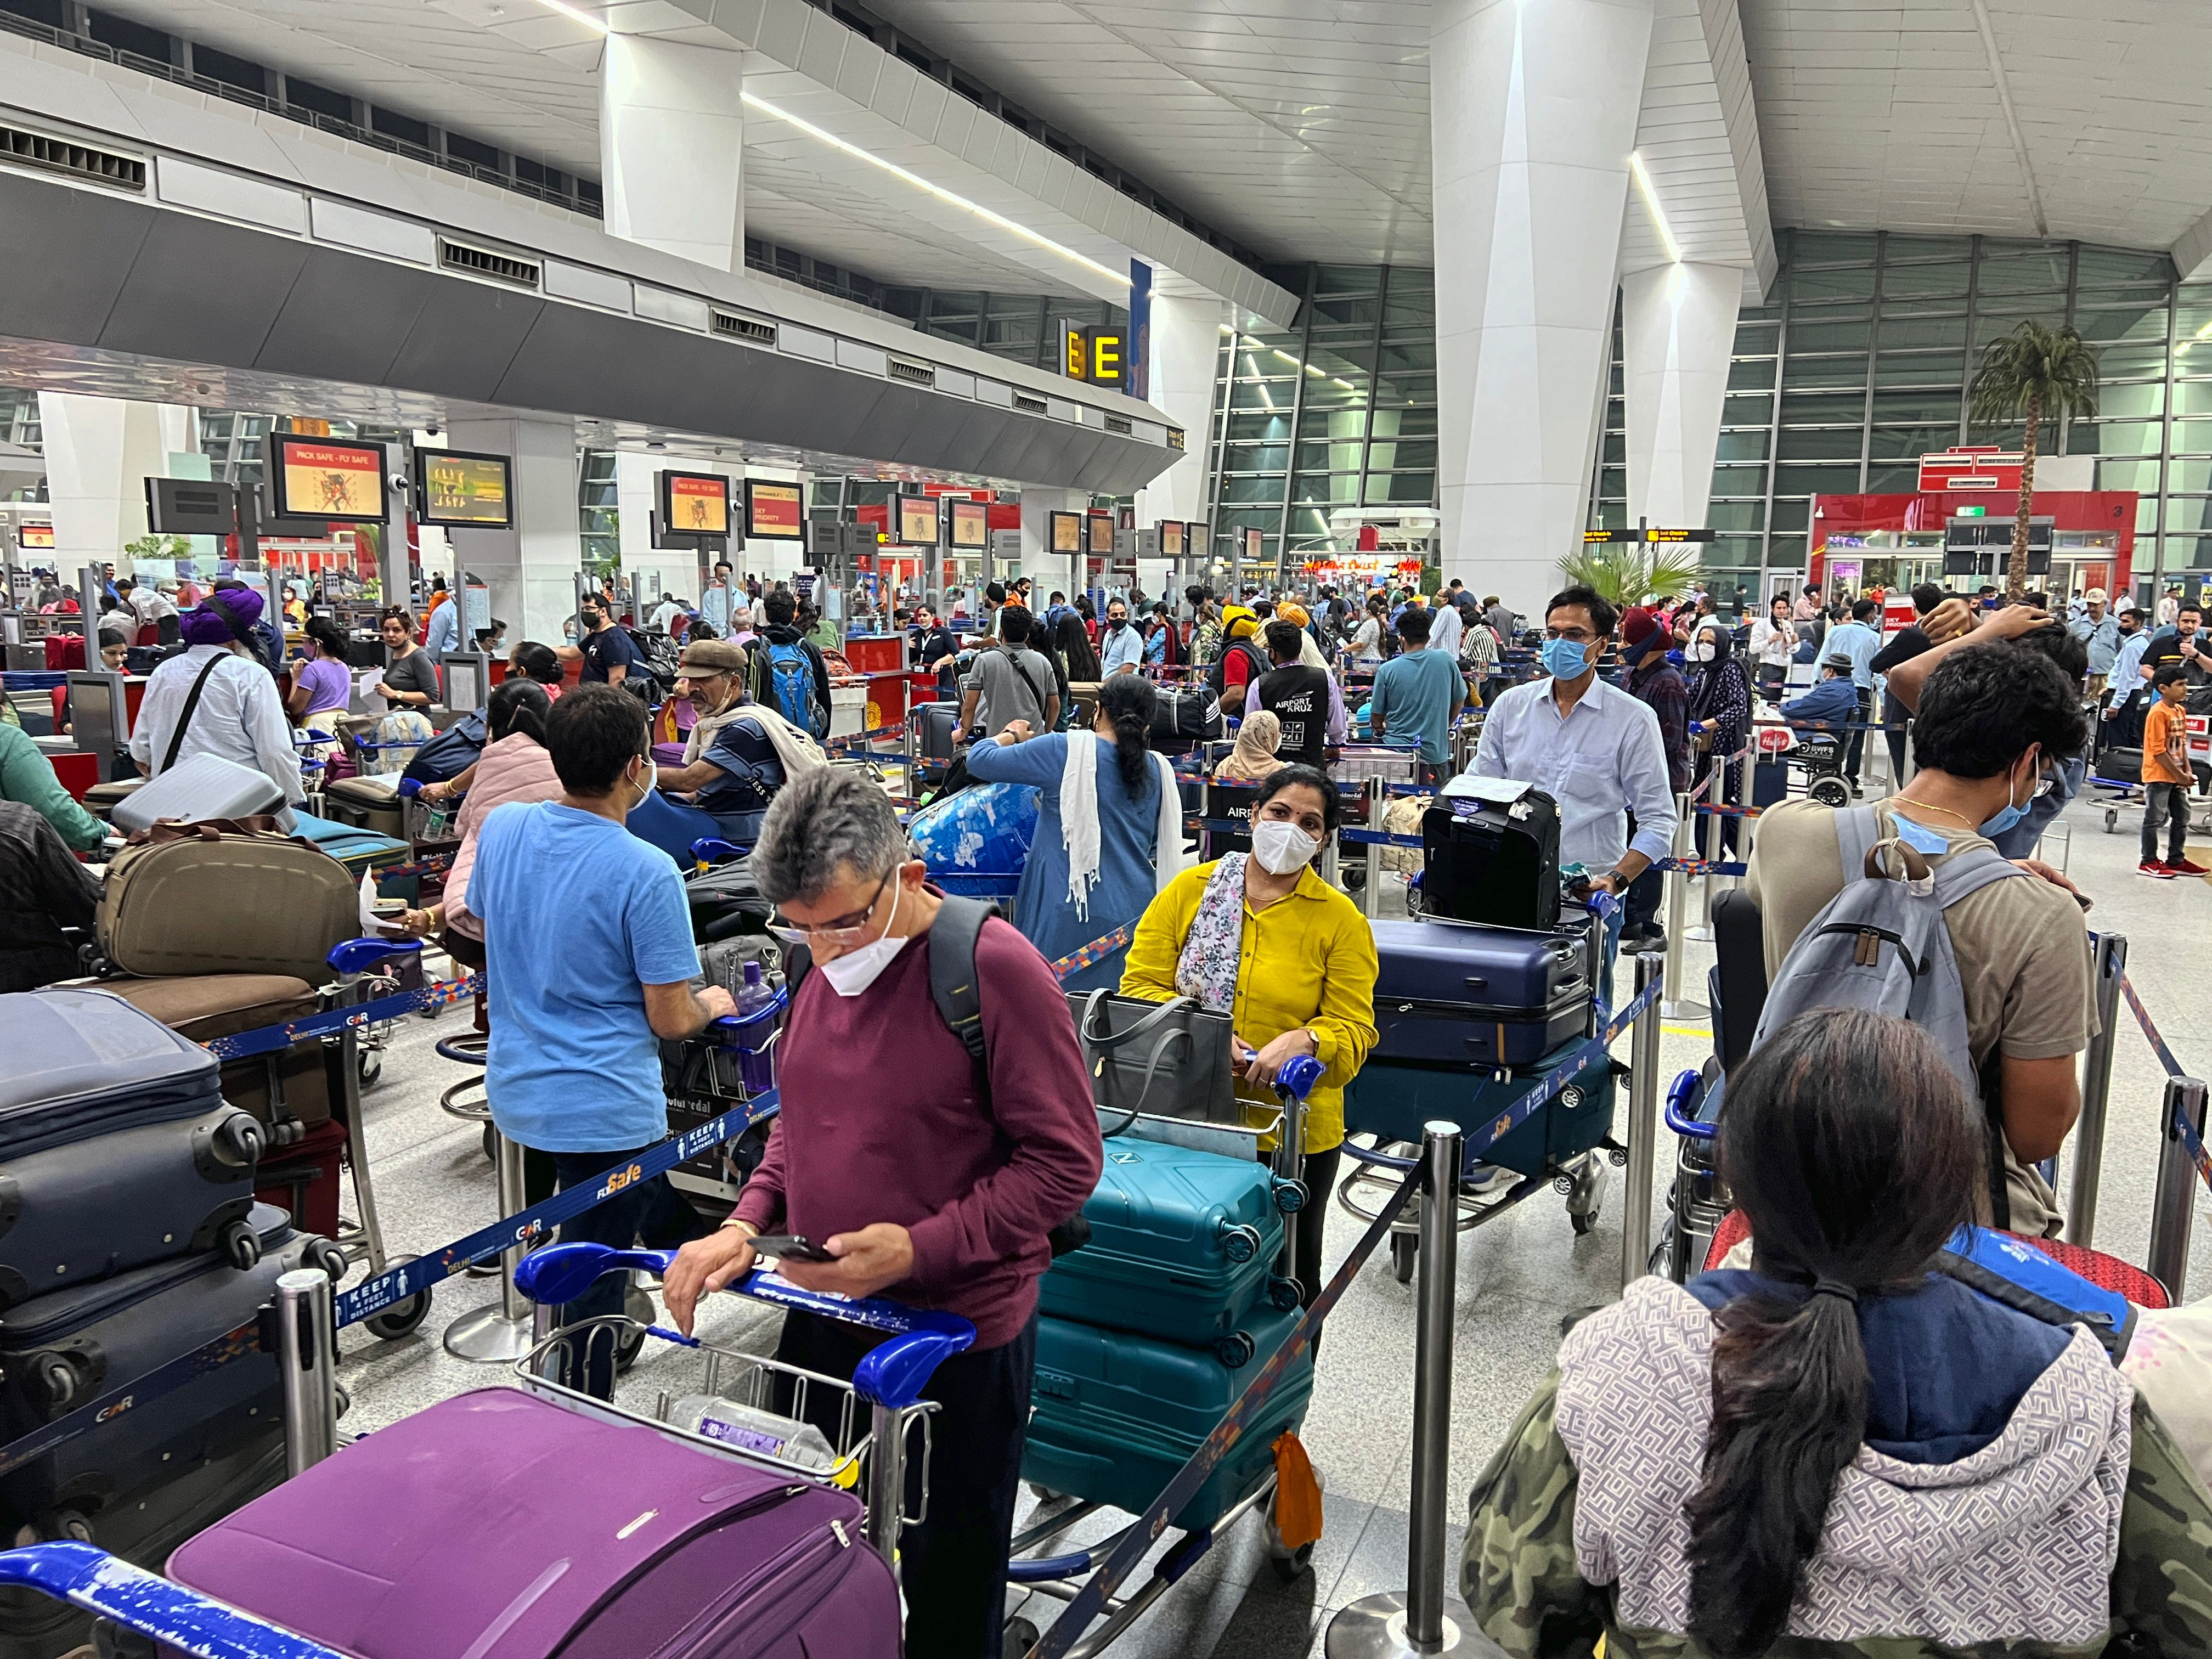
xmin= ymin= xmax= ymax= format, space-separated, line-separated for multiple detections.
xmin=1120 ymin=763 xmax=1378 ymax=1304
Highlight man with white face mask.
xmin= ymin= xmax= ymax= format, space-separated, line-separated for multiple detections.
xmin=465 ymin=683 xmax=736 ymax=1398
xmin=663 ymin=765 xmax=1099 ymax=1659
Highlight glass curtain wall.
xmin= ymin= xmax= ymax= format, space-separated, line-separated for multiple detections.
xmin=1205 ymin=264 xmax=1437 ymax=578
xmin=1588 ymin=230 xmax=2212 ymax=599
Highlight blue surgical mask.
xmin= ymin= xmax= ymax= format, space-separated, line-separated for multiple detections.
xmin=1541 ymin=637 xmax=1590 ymax=680
xmin=1977 ymin=764 xmax=2029 ymax=838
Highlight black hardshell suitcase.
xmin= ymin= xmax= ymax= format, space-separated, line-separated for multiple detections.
xmin=1369 ymin=918 xmax=1592 ymax=1066
xmin=0 ymin=1204 xmax=341 ymax=1526
xmin=1420 ymin=791 xmax=1562 ymax=932
xmin=0 ymin=990 xmax=228 ymax=1161
xmin=0 ymin=1102 xmax=263 ymax=1309
xmin=915 ymin=699 xmax=962 ymax=760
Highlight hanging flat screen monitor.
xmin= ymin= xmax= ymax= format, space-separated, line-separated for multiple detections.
xmin=416 ymin=450 xmax=513 ymax=529
xmin=270 ymin=435 xmax=389 ymax=523
xmin=949 ymin=499 xmax=989 ymax=550
xmin=1160 ymin=520 xmax=1185 ymax=559
xmin=895 ymin=495 xmax=943 ymax=546
xmin=17 ymin=523 xmax=53 ymax=550
xmin=659 ymin=471 xmax=731 ymax=539
xmin=1242 ymin=527 xmax=1265 ymax=565
xmin=746 ymin=479 xmax=805 ymax=540
xmin=1049 ymin=510 xmax=1084 ymax=554
xmin=1087 ymin=511 xmax=1115 ymax=555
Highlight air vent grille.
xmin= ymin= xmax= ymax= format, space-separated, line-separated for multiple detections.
xmin=1167 ymin=427 xmax=1187 ymax=452
xmin=1012 ymin=393 xmax=1048 ymax=415
xmin=712 ymin=308 xmax=777 ymax=345
xmin=0 ymin=123 xmax=144 ymax=190
xmin=1104 ymin=414 xmax=1132 ymax=436
xmin=439 ymin=238 xmax=539 ymax=289
xmin=887 ymin=357 xmax=935 ymax=388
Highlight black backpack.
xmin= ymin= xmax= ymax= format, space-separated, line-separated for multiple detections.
xmin=624 ymin=627 xmax=680 ymax=698
xmin=785 ymin=896 xmax=1090 ymax=1255
xmin=1204 ymin=637 xmax=1269 ymax=703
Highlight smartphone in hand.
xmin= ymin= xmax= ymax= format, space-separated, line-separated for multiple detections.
xmin=748 ymin=1234 xmax=836 ymax=1264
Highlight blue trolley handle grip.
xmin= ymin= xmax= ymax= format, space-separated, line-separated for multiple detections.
xmin=514 ymin=1244 xmax=978 ymax=1409
xmin=1665 ymin=1069 xmax=1716 ymax=1141
xmin=0 ymin=1542 xmax=347 ymax=1659
xmin=326 ymin=935 xmax=422 ymax=978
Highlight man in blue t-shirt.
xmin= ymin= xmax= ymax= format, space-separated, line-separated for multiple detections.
xmin=466 ymin=683 xmax=735 ymax=1396
xmin=569 ymin=596 xmax=644 ymax=685
xmin=1369 ymin=605 xmax=1465 ymax=783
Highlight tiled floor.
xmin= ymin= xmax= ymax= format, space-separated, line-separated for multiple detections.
xmin=324 ymin=777 xmax=2212 ymax=1658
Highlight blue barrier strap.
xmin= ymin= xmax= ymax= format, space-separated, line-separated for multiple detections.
xmin=205 ymin=973 xmax=484 ymax=1062
xmin=0 ymin=1318 xmax=266 ymax=1482
xmin=333 ymin=1090 xmax=779 ymax=1328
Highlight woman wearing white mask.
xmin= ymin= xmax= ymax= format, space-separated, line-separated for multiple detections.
xmin=964 ymin=674 xmax=1182 ymax=992
xmin=1120 ymin=765 xmax=1378 ymax=1304
xmin=1684 ymin=617 xmax=1752 ymax=848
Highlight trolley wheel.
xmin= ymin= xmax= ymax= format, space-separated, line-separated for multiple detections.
xmin=1571 ymin=1207 xmax=1601 ymax=1237
xmin=1269 ymin=1538 xmax=1317 ymax=1582
xmin=618 ymin=1282 xmax=653 ymax=1373
xmin=1215 ymin=1331 xmax=1256 ymax=1370
xmin=1808 ymin=777 xmax=1850 ymax=809
xmin=363 ymin=1254 xmax=432 ymax=1340
xmin=357 ymin=1047 xmax=382 ymax=1090
xmin=220 ymin=1217 xmax=262 ymax=1272
xmin=1004 ymin=1617 xmax=1041 ymax=1657
xmin=2105 ymin=808 xmax=2119 ymax=833
xmin=1391 ymin=1232 xmax=1416 ymax=1284
xmin=1342 ymin=865 xmax=1366 ymax=893
xmin=1026 ymin=1483 xmax=1063 ymax=1504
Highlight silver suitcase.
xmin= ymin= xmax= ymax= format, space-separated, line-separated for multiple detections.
xmin=111 ymin=753 xmax=286 ymax=834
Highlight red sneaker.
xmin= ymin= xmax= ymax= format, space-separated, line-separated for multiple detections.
xmin=2139 ymin=860 xmax=2177 ymax=878
xmin=2169 ymin=857 xmax=2210 ymax=877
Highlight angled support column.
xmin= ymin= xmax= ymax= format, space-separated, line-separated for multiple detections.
xmin=1433 ymin=0 xmax=1653 ymax=615
xmin=1139 ymin=292 xmax=1223 ymax=528
xmin=1621 ymin=261 xmax=1741 ymax=532
xmin=601 ymin=33 xmax=746 ymax=271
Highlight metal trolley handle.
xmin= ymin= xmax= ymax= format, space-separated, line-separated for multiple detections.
xmin=512 ymin=1243 xmax=977 ymax=1409
xmin=0 ymin=1541 xmax=346 ymax=1659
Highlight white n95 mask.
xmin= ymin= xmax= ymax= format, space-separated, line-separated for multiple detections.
xmin=1251 ymin=820 xmax=1319 ymax=876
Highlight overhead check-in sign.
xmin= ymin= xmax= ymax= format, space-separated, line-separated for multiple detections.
xmin=1059 ymin=323 xmax=1129 ymax=391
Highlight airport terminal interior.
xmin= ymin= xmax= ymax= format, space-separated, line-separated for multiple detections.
xmin=2 ymin=2 xmax=2212 ymax=1656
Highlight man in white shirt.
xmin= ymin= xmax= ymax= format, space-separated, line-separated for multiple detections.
xmin=1429 ymin=594 xmax=1463 ymax=662
xmin=1097 ymin=597 xmax=1144 ymax=675
xmin=129 ymin=585 xmax=304 ymax=823
xmin=699 ymin=562 xmax=735 ymax=635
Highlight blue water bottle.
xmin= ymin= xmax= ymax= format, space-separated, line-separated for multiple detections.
xmin=732 ymin=960 xmax=778 ymax=1094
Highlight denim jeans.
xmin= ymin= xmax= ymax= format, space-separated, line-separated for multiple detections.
xmin=541 ymin=1146 xmax=711 ymax=1398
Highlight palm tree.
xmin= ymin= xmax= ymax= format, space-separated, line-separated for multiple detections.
xmin=1966 ymin=320 xmax=2101 ymax=600
xmin=1558 ymin=543 xmax=1703 ymax=611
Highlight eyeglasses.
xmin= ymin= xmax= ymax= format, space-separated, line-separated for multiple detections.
xmin=768 ymin=872 xmax=891 ymax=948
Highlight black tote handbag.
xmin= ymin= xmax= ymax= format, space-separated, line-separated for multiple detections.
xmin=1066 ymin=989 xmax=1240 ymax=1132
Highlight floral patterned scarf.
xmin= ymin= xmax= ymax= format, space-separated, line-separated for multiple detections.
xmin=1173 ymin=853 xmax=1249 ymax=1013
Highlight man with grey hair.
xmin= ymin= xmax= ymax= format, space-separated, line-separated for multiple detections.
xmin=664 ymin=765 xmax=1099 ymax=1659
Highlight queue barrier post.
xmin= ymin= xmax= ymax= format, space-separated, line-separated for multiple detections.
xmin=442 ymin=1128 xmax=538 ymax=1363
xmin=274 ymin=1267 xmax=338 ymax=1477
xmin=1660 ymin=792 xmax=1706 ymax=1021
xmin=2064 ymin=934 xmax=2127 ymax=1250
xmin=1620 ymin=951 xmax=1666 ymax=1292
xmin=1363 ymin=778 xmax=1383 ymax=921
xmin=1324 ymin=1122 xmax=1482 ymax=1659
xmin=1690 ymin=770 xmax=1723 ymax=943
xmin=2146 ymin=1075 xmax=2209 ymax=1305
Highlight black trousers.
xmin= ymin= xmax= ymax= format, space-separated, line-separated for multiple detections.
xmin=1884 ymin=725 xmax=1909 ymax=787
xmin=1846 ymin=689 xmax=1874 ymax=781
xmin=1294 ymin=1145 xmax=1344 ymax=1307
xmin=542 ymin=1147 xmax=711 ymax=1398
xmin=775 ymin=1308 xmax=1037 ymax=1659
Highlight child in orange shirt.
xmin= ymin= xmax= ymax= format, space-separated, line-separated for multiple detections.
xmin=2141 ymin=663 xmax=2202 ymax=876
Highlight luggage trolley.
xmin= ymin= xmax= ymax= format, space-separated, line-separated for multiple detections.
xmin=999 ymin=1057 xmax=1328 ymax=1656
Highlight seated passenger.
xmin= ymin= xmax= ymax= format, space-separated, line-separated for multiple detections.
xmin=655 ymin=639 xmax=824 ymax=843
xmin=0 ymin=718 xmax=104 ymax=853
xmin=390 ymin=679 xmax=561 ymax=969
xmin=1120 ymin=765 xmax=1377 ymax=1303
xmin=1215 ymin=708 xmax=1287 ymax=782
xmin=1747 ymin=645 xmax=2092 ymax=1237
xmin=1464 ymin=1006 xmax=2212 ymax=1659
xmin=1778 ymin=651 xmax=1860 ymax=726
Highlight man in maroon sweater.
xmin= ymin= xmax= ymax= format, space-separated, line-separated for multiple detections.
xmin=664 ymin=766 xmax=1101 ymax=1659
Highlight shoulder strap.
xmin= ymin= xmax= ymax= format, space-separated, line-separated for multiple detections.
xmin=161 ymin=652 xmax=227 ymax=772
xmin=927 ymin=894 xmax=998 ymax=1079
xmin=1930 ymin=844 xmax=2028 ymax=909
xmin=1832 ymin=806 xmax=1881 ymax=884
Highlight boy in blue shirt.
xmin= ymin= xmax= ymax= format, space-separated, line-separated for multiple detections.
xmin=1369 ymin=606 xmax=1465 ymax=783
xmin=468 ymin=683 xmax=736 ymax=1396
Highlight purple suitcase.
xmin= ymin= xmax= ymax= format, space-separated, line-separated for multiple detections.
xmin=164 ymin=1387 xmax=901 ymax=1659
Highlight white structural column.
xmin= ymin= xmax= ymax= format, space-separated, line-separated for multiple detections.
xmin=1137 ymin=294 xmax=1223 ymax=528
xmin=600 ymin=33 xmax=746 ymax=271
xmin=443 ymin=416 xmax=580 ymax=644
xmin=1432 ymin=0 xmax=1654 ymax=613
xmin=38 ymin=392 xmax=195 ymax=569
xmin=1620 ymin=262 xmax=1740 ymax=532
xmin=1020 ymin=487 xmax=1087 ymax=600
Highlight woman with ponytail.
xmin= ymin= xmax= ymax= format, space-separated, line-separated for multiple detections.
xmin=964 ymin=672 xmax=1183 ymax=990
xmin=1464 ymin=1005 xmax=2212 ymax=1659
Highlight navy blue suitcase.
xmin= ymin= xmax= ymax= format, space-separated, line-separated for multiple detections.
xmin=1344 ymin=1037 xmax=1616 ymax=1177
xmin=0 ymin=1204 xmax=341 ymax=1529
xmin=0 ymin=990 xmax=228 ymax=1161
xmin=1369 ymin=917 xmax=1592 ymax=1066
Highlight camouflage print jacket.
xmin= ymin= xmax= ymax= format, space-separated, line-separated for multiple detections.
xmin=1463 ymin=1372 xmax=2212 ymax=1659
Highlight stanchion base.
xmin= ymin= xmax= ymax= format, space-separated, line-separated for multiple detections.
xmin=442 ymin=1304 xmax=538 ymax=1363
xmin=1684 ymin=926 xmax=1714 ymax=943
xmin=1324 ymin=1593 xmax=1503 ymax=1659
xmin=1661 ymin=1000 xmax=1710 ymax=1021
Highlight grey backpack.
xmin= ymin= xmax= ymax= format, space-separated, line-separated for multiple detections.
xmin=1749 ymin=808 xmax=2025 ymax=1214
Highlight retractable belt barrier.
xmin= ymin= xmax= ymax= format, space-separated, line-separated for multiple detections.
xmin=202 ymin=972 xmax=484 ymax=1062
xmin=2119 ymin=974 xmax=2212 ymax=1190
xmin=0 ymin=1090 xmax=780 ymax=1485
xmin=362 ymin=852 xmax=455 ymax=883
xmin=1049 ymin=923 xmax=1134 ymax=981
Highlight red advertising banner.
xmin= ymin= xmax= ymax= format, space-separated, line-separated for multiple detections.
xmin=745 ymin=479 xmax=804 ymax=540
